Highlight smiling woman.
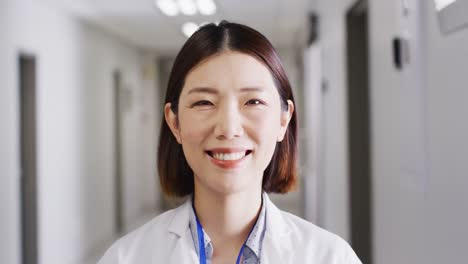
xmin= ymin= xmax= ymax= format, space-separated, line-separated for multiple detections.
xmin=98 ymin=21 xmax=362 ymax=264
xmin=164 ymin=50 xmax=294 ymax=202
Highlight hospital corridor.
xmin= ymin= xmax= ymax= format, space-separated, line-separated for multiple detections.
xmin=1 ymin=0 xmax=467 ymax=263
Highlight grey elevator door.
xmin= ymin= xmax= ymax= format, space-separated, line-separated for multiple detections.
xmin=346 ymin=1 xmax=373 ymax=263
xmin=19 ymin=54 xmax=38 ymax=264
xmin=113 ymin=70 xmax=124 ymax=234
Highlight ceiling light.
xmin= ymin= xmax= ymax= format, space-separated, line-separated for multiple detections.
xmin=182 ymin=22 xmax=199 ymax=38
xmin=196 ymin=0 xmax=217 ymax=15
xmin=156 ymin=0 xmax=179 ymax=16
xmin=177 ymin=0 xmax=197 ymax=16
xmin=434 ymin=0 xmax=456 ymax=11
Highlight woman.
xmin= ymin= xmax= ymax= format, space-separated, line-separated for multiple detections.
xmin=98 ymin=21 xmax=361 ymax=264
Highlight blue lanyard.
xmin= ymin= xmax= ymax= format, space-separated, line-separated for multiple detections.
xmin=195 ymin=213 xmax=253 ymax=264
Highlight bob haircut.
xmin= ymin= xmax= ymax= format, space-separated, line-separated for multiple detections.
xmin=158 ymin=21 xmax=298 ymax=197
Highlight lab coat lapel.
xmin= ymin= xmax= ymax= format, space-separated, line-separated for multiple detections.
xmin=167 ymin=200 xmax=199 ymax=264
xmin=261 ymin=194 xmax=292 ymax=263
xmin=167 ymin=228 xmax=198 ymax=264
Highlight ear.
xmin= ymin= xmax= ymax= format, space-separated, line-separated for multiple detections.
xmin=277 ymin=100 xmax=294 ymax=142
xmin=164 ymin=103 xmax=182 ymax=144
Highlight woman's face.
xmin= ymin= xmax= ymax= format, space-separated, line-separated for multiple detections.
xmin=165 ymin=51 xmax=294 ymax=196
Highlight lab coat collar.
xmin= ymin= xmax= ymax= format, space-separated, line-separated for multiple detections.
xmin=262 ymin=193 xmax=292 ymax=262
xmin=166 ymin=192 xmax=290 ymax=239
xmin=167 ymin=227 xmax=198 ymax=263
xmin=167 ymin=198 xmax=191 ymax=237
xmin=166 ymin=192 xmax=292 ymax=263
xmin=263 ymin=193 xmax=291 ymax=239
xmin=167 ymin=200 xmax=197 ymax=263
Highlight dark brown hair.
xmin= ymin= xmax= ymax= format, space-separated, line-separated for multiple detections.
xmin=158 ymin=21 xmax=298 ymax=197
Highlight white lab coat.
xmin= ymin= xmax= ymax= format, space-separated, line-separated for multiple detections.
xmin=98 ymin=194 xmax=362 ymax=263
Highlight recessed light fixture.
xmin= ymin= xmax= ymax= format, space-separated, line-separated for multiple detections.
xmin=196 ymin=0 xmax=217 ymax=15
xmin=434 ymin=0 xmax=456 ymax=11
xmin=155 ymin=0 xmax=179 ymax=16
xmin=177 ymin=0 xmax=198 ymax=16
xmin=182 ymin=22 xmax=199 ymax=38
xmin=155 ymin=0 xmax=217 ymax=16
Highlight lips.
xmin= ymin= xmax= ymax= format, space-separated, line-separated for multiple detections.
xmin=205 ymin=148 xmax=252 ymax=159
xmin=212 ymin=151 xmax=246 ymax=160
xmin=205 ymin=148 xmax=253 ymax=169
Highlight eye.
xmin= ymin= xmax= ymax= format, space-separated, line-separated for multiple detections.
xmin=191 ymin=100 xmax=214 ymax=107
xmin=246 ymin=99 xmax=265 ymax=106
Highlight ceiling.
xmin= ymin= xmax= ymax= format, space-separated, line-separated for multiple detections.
xmin=45 ymin=0 xmax=311 ymax=54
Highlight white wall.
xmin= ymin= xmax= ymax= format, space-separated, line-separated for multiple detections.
xmin=422 ymin=1 xmax=468 ymax=260
xmin=302 ymin=44 xmax=323 ymax=225
xmin=0 ymin=2 xmax=21 ymax=264
xmin=316 ymin=0 xmax=468 ymax=262
xmin=0 ymin=0 xmax=161 ymax=263
xmin=368 ymin=0 xmax=425 ymax=262
xmin=313 ymin=0 xmax=356 ymax=242
xmin=370 ymin=0 xmax=468 ymax=263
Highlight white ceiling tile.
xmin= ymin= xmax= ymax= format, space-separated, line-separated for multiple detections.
xmin=43 ymin=0 xmax=309 ymax=51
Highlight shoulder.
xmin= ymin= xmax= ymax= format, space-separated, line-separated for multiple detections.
xmin=116 ymin=207 xmax=178 ymax=247
xmin=280 ymin=211 xmax=362 ymax=263
xmin=97 ymin=205 xmax=185 ymax=263
xmin=280 ymin=211 xmax=337 ymax=242
xmin=280 ymin=211 xmax=344 ymax=245
xmin=264 ymin=196 xmax=362 ymax=263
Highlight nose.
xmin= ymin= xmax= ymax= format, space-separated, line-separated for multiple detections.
xmin=214 ymin=103 xmax=244 ymax=140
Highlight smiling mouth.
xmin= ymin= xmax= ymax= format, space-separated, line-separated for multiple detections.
xmin=206 ymin=150 xmax=253 ymax=161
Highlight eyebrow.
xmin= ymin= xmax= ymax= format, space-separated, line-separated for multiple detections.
xmin=187 ymin=86 xmax=265 ymax=95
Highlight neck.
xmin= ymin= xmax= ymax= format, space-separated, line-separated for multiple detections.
xmin=193 ymin=185 xmax=262 ymax=253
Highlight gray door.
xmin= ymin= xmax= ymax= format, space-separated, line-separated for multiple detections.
xmin=346 ymin=1 xmax=373 ymax=263
xmin=19 ymin=54 xmax=38 ymax=264
xmin=113 ymin=70 xmax=124 ymax=234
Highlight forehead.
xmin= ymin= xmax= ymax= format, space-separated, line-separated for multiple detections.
xmin=182 ymin=51 xmax=276 ymax=95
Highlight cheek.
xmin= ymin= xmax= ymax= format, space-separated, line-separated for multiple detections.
xmin=246 ymin=114 xmax=280 ymax=171
xmin=179 ymin=114 xmax=211 ymax=144
xmin=247 ymin=110 xmax=282 ymax=139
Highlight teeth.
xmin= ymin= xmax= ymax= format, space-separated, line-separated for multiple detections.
xmin=212 ymin=151 xmax=246 ymax=161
